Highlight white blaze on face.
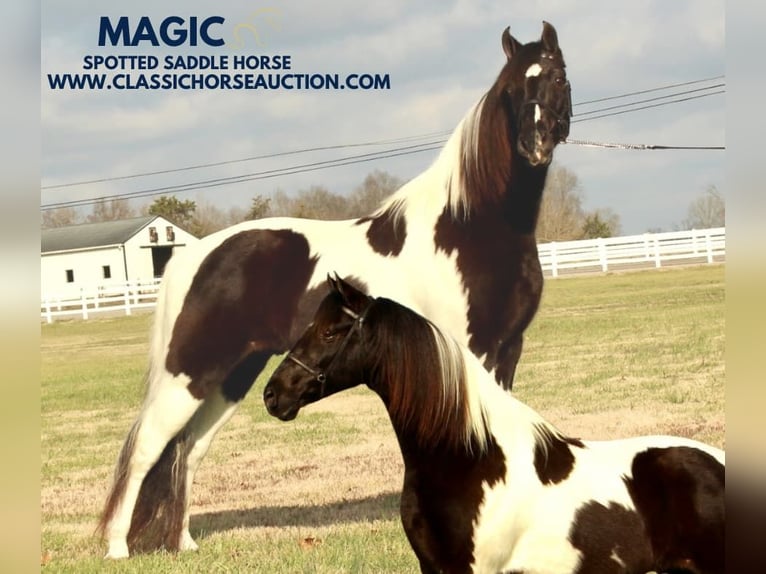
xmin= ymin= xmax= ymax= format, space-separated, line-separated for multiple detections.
xmin=525 ymin=63 xmax=543 ymax=126
xmin=525 ymin=63 xmax=542 ymax=77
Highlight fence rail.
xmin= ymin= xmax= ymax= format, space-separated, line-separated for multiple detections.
xmin=537 ymin=227 xmax=725 ymax=277
xmin=40 ymin=228 xmax=725 ymax=323
xmin=41 ymin=278 xmax=162 ymax=323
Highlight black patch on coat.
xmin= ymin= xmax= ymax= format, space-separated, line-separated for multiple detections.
xmin=533 ymin=423 xmax=584 ymax=485
xmin=433 ymin=164 xmax=547 ymax=391
xmin=399 ymin=437 xmax=507 ymax=573
xmin=625 ymin=446 xmax=725 ymax=574
xmin=356 ymin=201 xmax=407 ymax=256
xmin=569 ymin=501 xmax=655 ymax=574
xmin=166 ymin=229 xmax=317 ymax=401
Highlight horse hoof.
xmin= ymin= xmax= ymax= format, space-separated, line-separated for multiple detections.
xmin=180 ymin=531 xmax=199 ymax=552
xmin=104 ymin=541 xmax=129 ymax=559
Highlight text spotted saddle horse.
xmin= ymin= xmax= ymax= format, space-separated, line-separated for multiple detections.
xmin=98 ymin=21 xmax=572 ymax=557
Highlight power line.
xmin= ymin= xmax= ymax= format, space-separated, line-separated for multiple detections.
xmin=41 ymin=142 xmax=445 ymax=210
xmin=41 ymin=79 xmax=725 ymax=211
xmin=40 ymin=130 xmax=450 ymax=190
xmin=574 ymin=75 xmax=724 ymax=106
xmin=574 ymin=84 xmax=724 ymax=117
xmin=42 ymin=76 xmax=724 ymax=192
xmin=572 ymin=90 xmax=724 ymax=123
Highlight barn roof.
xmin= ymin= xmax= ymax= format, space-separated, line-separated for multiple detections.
xmin=41 ymin=216 xmax=159 ymax=253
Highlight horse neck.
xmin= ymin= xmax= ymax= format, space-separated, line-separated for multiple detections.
xmin=364 ymin=308 xmax=553 ymax=460
xmin=443 ymin=94 xmax=550 ymax=234
xmin=370 ymin=94 xmax=550 ymax=235
xmin=504 ymin=161 xmax=548 ymax=234
xmin=370 ymin=344 xmax=551 ymax=475
xmin=362 ymin=305 xmax=489 ymax=454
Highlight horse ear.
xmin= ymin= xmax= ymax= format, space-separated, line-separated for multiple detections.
xmin=332 ymin=274 xmax=370 ymax=310
xmin=502 ymin=26 xmax=522 ymax=61
xmin=541 ymin=21 xmax=559 ymax=53
xmin=326 ymin=273 xmax=340 ymax=292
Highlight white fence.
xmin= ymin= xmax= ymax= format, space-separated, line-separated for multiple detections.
xmin=41 ymin=278 xmax=162 ymax=323
xmin=40 ymin=228 xmax=725 ymax=323
xmin=537 ymin=227 xmax=725 ymax=278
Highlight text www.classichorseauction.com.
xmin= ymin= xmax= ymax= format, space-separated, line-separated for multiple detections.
xmin=45 ymin=13 xmax=391 ymax=91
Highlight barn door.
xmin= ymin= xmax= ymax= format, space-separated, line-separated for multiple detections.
xmin=151 ymin=246 xmax=174 ymax=277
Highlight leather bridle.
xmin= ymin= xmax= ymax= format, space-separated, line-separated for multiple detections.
xmin=284 ymin=301 xmax=374 ymax=398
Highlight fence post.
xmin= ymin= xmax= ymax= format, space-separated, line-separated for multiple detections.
xmin=44 ymin=297 xmax=52 ymax=324
xmin=124 ymin=282 xmax=132 ymax=316
xmin=550 ymin=242 xmax=558 ymax=278
xmin=705 ymin=230 xmax=713 ymax=263
xmin=80 ymin=288 xmax=89 ymax=320
xmin=653 ymin=236 xmax=662 ymax=268
xmin=598 ymin=238 xmax=608 ymax=272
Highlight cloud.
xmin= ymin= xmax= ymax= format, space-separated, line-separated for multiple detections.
xmin=41 ymin=0 xmax=725 ymax=234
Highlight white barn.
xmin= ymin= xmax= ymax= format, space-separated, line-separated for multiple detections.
xmin=41 ymin=215 xmax=198 ymax=298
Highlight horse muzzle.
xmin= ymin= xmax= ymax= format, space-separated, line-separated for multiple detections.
xmin=517 ymin=134 xmax=554 ymax=167
xmin=263 ymin=385 xmax=301 ymax=421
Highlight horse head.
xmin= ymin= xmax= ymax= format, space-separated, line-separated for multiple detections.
xmin=498 ymin=21 xmax=572 ymax=167
xmin=263 ymin=275 xmax=373 ymax=421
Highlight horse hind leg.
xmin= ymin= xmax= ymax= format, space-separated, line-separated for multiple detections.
xmin=177 ymin=391 xmax=242 ymax=551
xmin=97 ymin=375 xmax=202 ymax=559
xmin=176 ymin=350 xmax=275 ymax=552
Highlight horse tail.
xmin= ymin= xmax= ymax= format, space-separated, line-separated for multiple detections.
xmin=96 ymin=416 xmax=141 ymax=539
xmin=126 ymin=429 xmax=192 ymax=552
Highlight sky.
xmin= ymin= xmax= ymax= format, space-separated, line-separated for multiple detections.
xmin=41 ymin=0 xmax=725 ymax=235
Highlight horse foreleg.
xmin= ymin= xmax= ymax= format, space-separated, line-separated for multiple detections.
xmin=175 ymin=390 xmax=242 ymax=551
xmin=100 ymin=380 xmax=202 ymax=559
xmin=493 ymin=334 xmax=524 ymax=391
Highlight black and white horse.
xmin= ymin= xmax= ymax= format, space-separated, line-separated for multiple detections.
xmin=98 ymin=22 xmax=572 ymax=557
xmin=264 ymin=276 xmax=725 ymax=574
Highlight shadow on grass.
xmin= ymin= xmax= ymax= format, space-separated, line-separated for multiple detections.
xmin=191 ymin=490 xmax=401 ymax=539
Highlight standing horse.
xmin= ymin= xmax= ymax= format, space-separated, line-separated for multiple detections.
xmin=264 ymin=276 xmax=725 ymax=574
xmin=98 ymin=22 xmax=573 ymax=558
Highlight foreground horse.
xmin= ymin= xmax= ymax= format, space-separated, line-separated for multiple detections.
xmin=264 ymin=276 xmax=725 ymax=574
xmin=99 ymin=22 xmax=573 ymax=557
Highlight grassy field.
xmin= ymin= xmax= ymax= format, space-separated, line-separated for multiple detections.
xmin=40 ymin=265 xmax=725 ymax=572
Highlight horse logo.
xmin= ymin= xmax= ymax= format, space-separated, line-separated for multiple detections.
xmin=230 ymin=7 xmax=282 ymax=49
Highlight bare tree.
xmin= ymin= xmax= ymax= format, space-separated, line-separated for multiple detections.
xmin=269 ymin=189 xmax=295 ymax=217
xmin=537 ymin=165 xmax=585 ymax=242
xmin=682 ymin=185 xmax=725 ymax=229
xmin=348 ymin=170 xmax=403 ymax=216
xmin=87 ymin=198 xmax=134 ymax=223
xmin=189 ymin=201 xmax=230 ymax=237
xmin=294 ymin=186 xmax=350 ymax=219
xmin=41 ymin=207 xmax=80 ymax=228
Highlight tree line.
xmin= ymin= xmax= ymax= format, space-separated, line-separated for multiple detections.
xmin=41 ymin=166 xmax=724 ymax=239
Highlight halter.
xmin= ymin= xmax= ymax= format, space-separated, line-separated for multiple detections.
xmin=520 ymin=54 xmax=572 ymax=143
xmin=520 ymin=86 xmax=572 ymax=143
xmin=284 ymin=301 xmax=374 ymax=398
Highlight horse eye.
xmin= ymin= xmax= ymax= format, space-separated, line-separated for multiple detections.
xmin=322 ymin=328 xmax=336 ymax=341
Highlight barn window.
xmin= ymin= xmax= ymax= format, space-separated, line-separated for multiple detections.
xmin=65 ymin=269 xmax=74 ymax=283
xmin=103 ymin=265 xmax=111 ymax=279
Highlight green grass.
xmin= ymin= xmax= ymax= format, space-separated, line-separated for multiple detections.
xmin=40 ymin=265 xmax=725 ymax=572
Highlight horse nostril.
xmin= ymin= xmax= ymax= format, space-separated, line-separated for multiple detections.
xmin=263 ymin=386 xmax=275 ymax=405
